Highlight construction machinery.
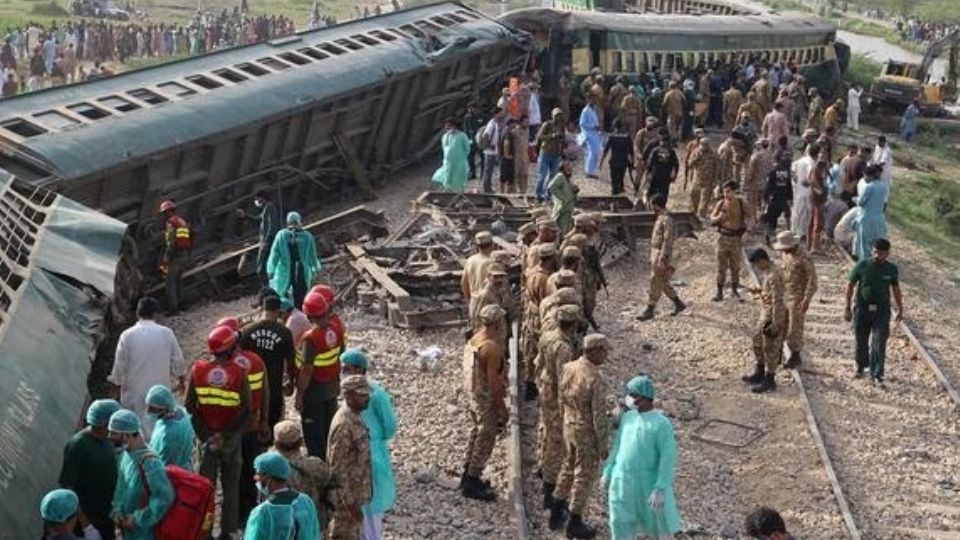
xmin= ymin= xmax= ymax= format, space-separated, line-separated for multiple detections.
xmin=868 ymin=30 xmax=959 ymax=115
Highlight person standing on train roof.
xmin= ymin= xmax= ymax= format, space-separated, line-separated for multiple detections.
xmin=267 ymin=211 xmax=320 ymax=309
xmin=236 ymin=190 xmax=280 ymax=286
xmin=158 ymin=199 xmax=191 ymax=316
xmin=432 ymin=116 xmax=471 ymax=193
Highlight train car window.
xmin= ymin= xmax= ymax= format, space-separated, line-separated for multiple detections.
xmin=334 ymin=38 xmax=363 ymax=51
xmin=128 ymin=88 xmax=170 ymax=104
xmin=33 ymin=110 xmax=80 ymax=130
xmin=185 ymin=75 xmax=224 ymax=90
xmin=212 ymin=68 xmax=249 ymax=84
xmin=98 ymin=95 xmax=141 ymax=112
xmin=816 ymin=47 xmax=824 ymax=62
xmin=455 ymin=9 xmax=480 ymax=20
xmin=235 ymin=63 xmax=271 ymax=77
xmin=67 ymin=102 xmax=113 ymax=120
xmin=803 ymin=48 xmax=812 ymax=64
xmin=278 ymin=51 xmax=313 ymax=64
xmin=258 ymin=57 xmax=293 ymax=70
xmin=416 ymin=20 xmax=441 ymax=32
xmin=351 ymin=34 xmax=379 ymax=46
xmin=430 ymin=15 xmax=453 ymax=27
xmin=625 ymin=52 xmax=636 ymax=74
xmin=707 ymin=52 xmax=715 ymax=65
xmin=446 ymin=12 xmax=468 ymax=23
xmin=400 ymin=24 xmax=426 ymax=38
xmin=0 ymin=118 xmax=47 ymax=138
xmin=317 ymin=43 xmax=347 ymax=55
xmin=610 ymin=51 xmax=623 ymax=73
xmin=369 ymin=30 xmax=397 ymax=42
xmin=636 ymin=52 xmax=648 ymax=73
xmin=297 ymin=48 xmax=329 ymax=61
xmin=652 ymin=53 xmax=663 ymax=71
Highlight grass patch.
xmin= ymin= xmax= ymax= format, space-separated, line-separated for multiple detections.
xmin=845 ymin=53 xmax=882 ymax=90
xmin=762 ymin=0 xmax=812 ymax=12
xmin=888 ymin=170 xmax=960 ymax=269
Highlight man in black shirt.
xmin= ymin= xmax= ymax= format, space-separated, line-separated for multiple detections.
xmin=600 ymin=118 xmax=634 ymax=196
xmin=762 ymin=151 xmax=794 ymax=243
xmin=241 ymin=295 xmax=296 ymax=435
xmin=463 ymin=102 xmax=484 ymax=180
xmin=644 ymin=129 xmax=680 ymax=205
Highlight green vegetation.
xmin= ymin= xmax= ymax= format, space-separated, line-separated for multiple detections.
xmin=888 ymin=170 xmax=960 ymax=269
xmin=762 ymin=0 xmax=812 ymax=12
xmin=844 ymin=53 xmax=882 ymax=90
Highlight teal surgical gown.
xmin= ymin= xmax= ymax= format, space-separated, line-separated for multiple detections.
xmin=111 ymin=448 xmax=175 ymax=540
xmin=603 ymin=409 xmax=680 ymax=539
xmin=149 ymin=407 xmax=196 ymax=471
xmin=268 ymin=227 xmax=321 ymax=301
xmin=431 ymin=130 xmax=471 ymax=192
xmin=244 ymin=490 xmax=321 ymax=540
xmin=361 ymin=381 xmax=397 ymax=515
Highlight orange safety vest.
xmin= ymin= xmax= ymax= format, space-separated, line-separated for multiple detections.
xmin=166 ymin=215 xmax=192 ymax=251
xmin=233 ymin=349 xmax=265 ymax=414
xmin=298 ymin=318 xmax=346 ymax=384
xmin=191 ymin=358 xmax=245 ymax=432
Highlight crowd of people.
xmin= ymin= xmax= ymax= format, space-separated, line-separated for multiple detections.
xmin=893 ymin=16 xmax=959 ymax=44
xmin=1 ymin=10 xmax=297 ymax=96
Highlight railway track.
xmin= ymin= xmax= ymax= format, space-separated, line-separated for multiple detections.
xmin=746 ymin=242 xmax=960 ymax=540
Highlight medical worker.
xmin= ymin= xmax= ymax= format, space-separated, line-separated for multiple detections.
xmin=244 ymin=452 xmax=320 ymax=540
xmin=341 ymin=349 xmax=397 ymax=540
xmin=267 ymin=211 xmax=321 ymax=308
xmin=603 ymin=376 xmax=680 ymax=540
xmin=146 ymin=384 xmax=195 ymax=470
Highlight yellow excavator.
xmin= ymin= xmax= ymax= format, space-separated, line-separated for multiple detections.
xmin=869 ymin=30 xmax=958 ymax=116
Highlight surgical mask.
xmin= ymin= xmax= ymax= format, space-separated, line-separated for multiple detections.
xmin=256 ymin=481 xmax=270 ymax=498
xmin=624 ymin=395 xmax=638 ymax=411
xmin=148 ymin=412 xmax=161 ymax=423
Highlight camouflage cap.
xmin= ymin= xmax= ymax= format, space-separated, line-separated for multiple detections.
xmin=555 ymin=269 xmax=578 ymax=287
xmin=480 ymin=304 xmax=506 ymax=324
xmin=340 ymin=374 xmax=371 ymax=395
xmin=556 ymin=304 xmax=582 ymax=323
xmin=538 ymin=244 xmax=558 ymax=258
xmin=531 ymin=207 xmax=549 ymax=220
xmin=273 ymin=420 xmax=303 ymax=446
xmin=573 ymin=214 xmax=594 ymax=226
xmin=491 ymin=250 xmax=512 ymax=264
xmin=555 ymin=287 xmax=581 ymax=304
xmin=564 ymin=233 xmax=588 ymax=247
xmin=487 ymin=263 xmax=508 ymax=276
xmin=518 ymin=222 xmax=537 ymax=235
xmin=561 ymin=246 xmax=582 ymax=260
xmin=475 ymin=231 xmax=493 ymax=245
xmin=583 ymin=333 xmax=610 ymax=351
xmin=537 ymin=218 xmax=559 ymax=231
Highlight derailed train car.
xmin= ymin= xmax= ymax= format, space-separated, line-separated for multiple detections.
xmin=0 ymin=2 xmax=529 ymax=274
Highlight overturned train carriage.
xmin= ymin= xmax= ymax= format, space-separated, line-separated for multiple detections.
xmin=0 ymin=171 xmax=132 ymax=539
xmin=0 ymin=2 xmax=529 ymax=276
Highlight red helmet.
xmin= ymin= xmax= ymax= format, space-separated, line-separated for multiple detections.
xmin=159 ymin=200 xmax=177 ymax=213
xmin=302 ymin=292 xmax=330 ymax=318
xmin=208 ymin=326 xmax=238 ymax=355
xmin=309 ymin=284 xmax=336 ymax=305
xmin=216 ymin=317 xmax=241 ymax=332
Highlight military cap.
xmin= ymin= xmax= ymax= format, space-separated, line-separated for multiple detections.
xmin=556 ymin=304 xmax=582 ymax=323
xmin=537 ymin=218 xmax=559 ymax=231
xmin=564 ymin=233 xmax=588 ymax=247
xmin=583 ymin=333 xmax=610 ymax=351
xmin=491 ymin=250 xmax=511 ymax=264
xmin=479 ymin=304 xmax=506 ymax=324
xmin=694 ymin=127 xmax=705 ymax=136
xmin=475 ymin=231 xmax=493 ymax=245
xmin=802 ymin=128 xmax=819 ymax=138
xmin=273 ymin=420 xmax=303 ymax=445
xmin=488 ymin=263 xmax=508 ymax=276
xmin=561 ymin=246 xmax=582 ymax=260
xmin=555 ymin=287 xmax=581 ymax=304
xmin=573 ymin=214 xmax=594 ymax=226
xmin=551 ymin=107 xmax=564 ymax=117
xmin=341 ymin=374 xmax=372 ymax=395
xmin=645 ymin=116 xmax=658 ymax=126
xmin=538 ymin=244 xmax=558 ymax=258
xmin=771 ymin=231 xmax=800 ymax=251
xmin=518 ymin=222 xmax=537 ymax=236
xmin=555 ymin=269 xmax=578 ymax=287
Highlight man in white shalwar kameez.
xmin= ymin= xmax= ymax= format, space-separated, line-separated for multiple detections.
xmin=871 ymin=135 xmax=893 ymax=203
xmin=790 ymin=144 xmax=819 ymax=240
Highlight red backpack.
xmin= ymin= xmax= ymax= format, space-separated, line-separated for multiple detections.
xmin=138 ymin=453 xmax=215 ymax=540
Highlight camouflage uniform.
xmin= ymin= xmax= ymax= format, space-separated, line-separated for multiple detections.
xmin=620 ymin=93 xmax=643 ymax=139
xmin=737 ymin=95 xmax=764 ymax=126
xmin=469 ymin=279 xmax=517 ymax=348
xmin=461 ymin=251 xmax=492 ymax=300
xmin=780 ymin=248 xmax=819 ymax=354
xmin=807 ymin=94 xmax=824 ymax=133
xmin=753 ymin=266 xmax=787 ymax=373
xmin=662 ymin=87 xmax=685 ymax=140
xmin=648 ymin=213 xmax=679 ymax=304
xmin=553 ymin=352 xmax=608 ymax=515
xmin=537 ymin=314 xmax=579 ymax=484
xmin=606 ymin=81 xmax=628 ymax=128
xmin=523 ymin=263 xmax=553 ymax=384
xmin=288 ymin=453 xmax=334 ymax=531
xmin=743 ymin=146 xmax=773 ymax=213
xmin=327 ymin=404 xmax=372 ymax=540
xmin=713 ymin=196 xmax=749 ymax=288
xmin=722 ymin=87 xmax=745 ymax=129
xmin=464 ymin=330 xmax=505 ymax=477
xmin=751 ymin=77 xmax=772 ymax=118
xmin=688 ymin=141 xmax=721 ymax=217
xmin=540 ymin=286 xmax=583 ymax=338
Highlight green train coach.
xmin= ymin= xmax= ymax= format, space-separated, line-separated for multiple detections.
xmin=500 ymin=8 xmax=849 ymax=104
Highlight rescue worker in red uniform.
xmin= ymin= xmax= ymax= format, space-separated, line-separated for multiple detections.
xmin=216 ymin=317 xmax=272 ymax=526
xmin=185 ymin=326 xmax=251 ymax=540
xmin=294 ymin=292 xmax=346 ymax=458
xmin=158 ymin=199 xmax=191 ymax=316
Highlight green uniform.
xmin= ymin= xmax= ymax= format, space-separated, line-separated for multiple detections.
xmin=59 ymin=429 xmax=118 ymax=540
xmin=849 ymin=259 xmax=898 ymax=380
xmin=244 ymin=489 xmax=321 ymax=540
xmin=111 ymin=449 xmax=174 ymax=540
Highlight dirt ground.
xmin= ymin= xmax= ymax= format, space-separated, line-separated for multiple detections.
xmin=160 ymin=129 xmax=960 ymax=538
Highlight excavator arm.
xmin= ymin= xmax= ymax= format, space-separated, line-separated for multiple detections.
xmin=918 ymin=30 xmax=960 ymax=84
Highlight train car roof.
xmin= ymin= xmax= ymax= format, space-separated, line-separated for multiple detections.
xmin=0 ymin=1 xmax=523 ymax=182
xmin=500 ymin=7 xmax=836 ymax=36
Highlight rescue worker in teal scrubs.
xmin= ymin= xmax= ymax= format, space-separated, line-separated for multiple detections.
xmin=146 ymin=384 xmax=196 ymax=470
xmin=244 ymin=451 xmax=321 ymax=540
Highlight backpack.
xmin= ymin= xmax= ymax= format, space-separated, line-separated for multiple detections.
xmin=138 ymin=453 xmax=215 ymax=540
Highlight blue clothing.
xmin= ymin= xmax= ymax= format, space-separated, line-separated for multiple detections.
xmin=244 ymin=490 xmax=320 ymax=540
xmin=431 ymin=130 xmax=472 ymax=192
xmin=603 ymin=409 xmax=680 ymax=539
xmin=111 ymin=449 xmax=175 ymax=540
xmin=855 ymin=180 xmax=888 ymax=260
xmin=149 ymin=407 xmax=195 ymax=471
xmin=361 ymin=381 xmax=397 ymax=515
xmin=579 ymin=105 xmax=602 ymax=176
xmin=899 ymin=104 xmax=919 ymax=141
xmin=268 ymin=227 xmax=321 ymax=301
xmin=536 ymin=154 xmax=561 ymax=201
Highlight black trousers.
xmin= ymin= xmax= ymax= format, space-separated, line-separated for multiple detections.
xmin=764 ymin=198 xmax=789 ymax=233
xmin=301 ymin=385 xmax=337 ymax=458
xmin=610 ymin=164 xmax=628 ymax=195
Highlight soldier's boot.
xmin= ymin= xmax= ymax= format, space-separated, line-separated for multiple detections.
xmin=712 ymin=284 xmax=724 ymax=302
xmin=461 ymin=466 xmax=490 ymax=490
xmin=543 ymin=482 xmax=556 ymax=509
xmin=742 ymin=362 xmax=765 ymax=384
xmin=730 ymin=283 xmax=742 ymax=300
xmin=637 ymin=305 xmax=655 ymax=321
xmin=784 ymin=352 xmax=802 ymax=369
xmin=548 ymin=499 xmax=569 ymax=530
xmin=671 ymin=296 xmax=687 ymax=316
xmin=752 ymin=373 xmax=777 ymax=394
xmin=525 ymin=381 xmax=539 ymax=401
xmin=565 ymin=513 xmax=598 ymax=539
xmin=462 ymin=475 xmax=497 ymax=502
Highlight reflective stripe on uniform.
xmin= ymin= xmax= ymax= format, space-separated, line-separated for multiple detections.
xmin=248 ymin=371 xmax=264 ymax=391
xmin=175 ymin=227 xmax=190 ymax=239
xmin=195 ymin=386 xmax=241 ymax=407
xmin=313 ymin=346 xmax=341 ymax=367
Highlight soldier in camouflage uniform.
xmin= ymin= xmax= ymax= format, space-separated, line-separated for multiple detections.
xmin=549 ymin=334 xmax=610 ymax=539
xmin=633 ymin=117 xmax=660 ymax=189
xmin=742 ymin=138 xmax=773 ymax=217
xmin=326 ymin=375 xmax=373 ymax=540
xmin=540 ymin=284 xmax=583 ymax=337
xmin=548 ymin=247 xmax=583 ymax=295
xmin=620 ymin=88 xmax=643 ymax=140
xmin=461 ymin=304 xmax=507 ymax=501
xmin=806 ymin=87 xmax=824 ymax=133
xmin=273 ymin=420 xmax=334 ymax=532
xmin=523 ymin=244 xmax=558 ymax=400
xmin=517 ymin=222 xmax=539 ymax=286
xmin=524 ymin=219 xmax=559 ymax=284
xmin=744 ymin=249 xmax=787 ymax=394
xmin=574 ymin=215 xmax=604 ymax=330
xmin=469 ymin=264 xmax=516 ymax=348
xmin=638 ymin=194 xmax=686 ymax=320
xmin=536 ymin=304 xmax=581 ymax=513
xmin=710 ymin=181 xmax=752 ymax=302
xmin=772 ymin=231 xmax=819 ymax=369
xmin=687 ymin=137 xmax=721 ymax=218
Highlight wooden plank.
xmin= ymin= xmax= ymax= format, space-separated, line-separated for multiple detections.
xmin=346 ymin=244 xmax=413 ymax=310
xmin=507 ymin=320 xmax=529 ymax=540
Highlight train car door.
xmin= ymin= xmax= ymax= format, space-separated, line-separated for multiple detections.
xmin=590 ymin=30 xmax=603 ymax=70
